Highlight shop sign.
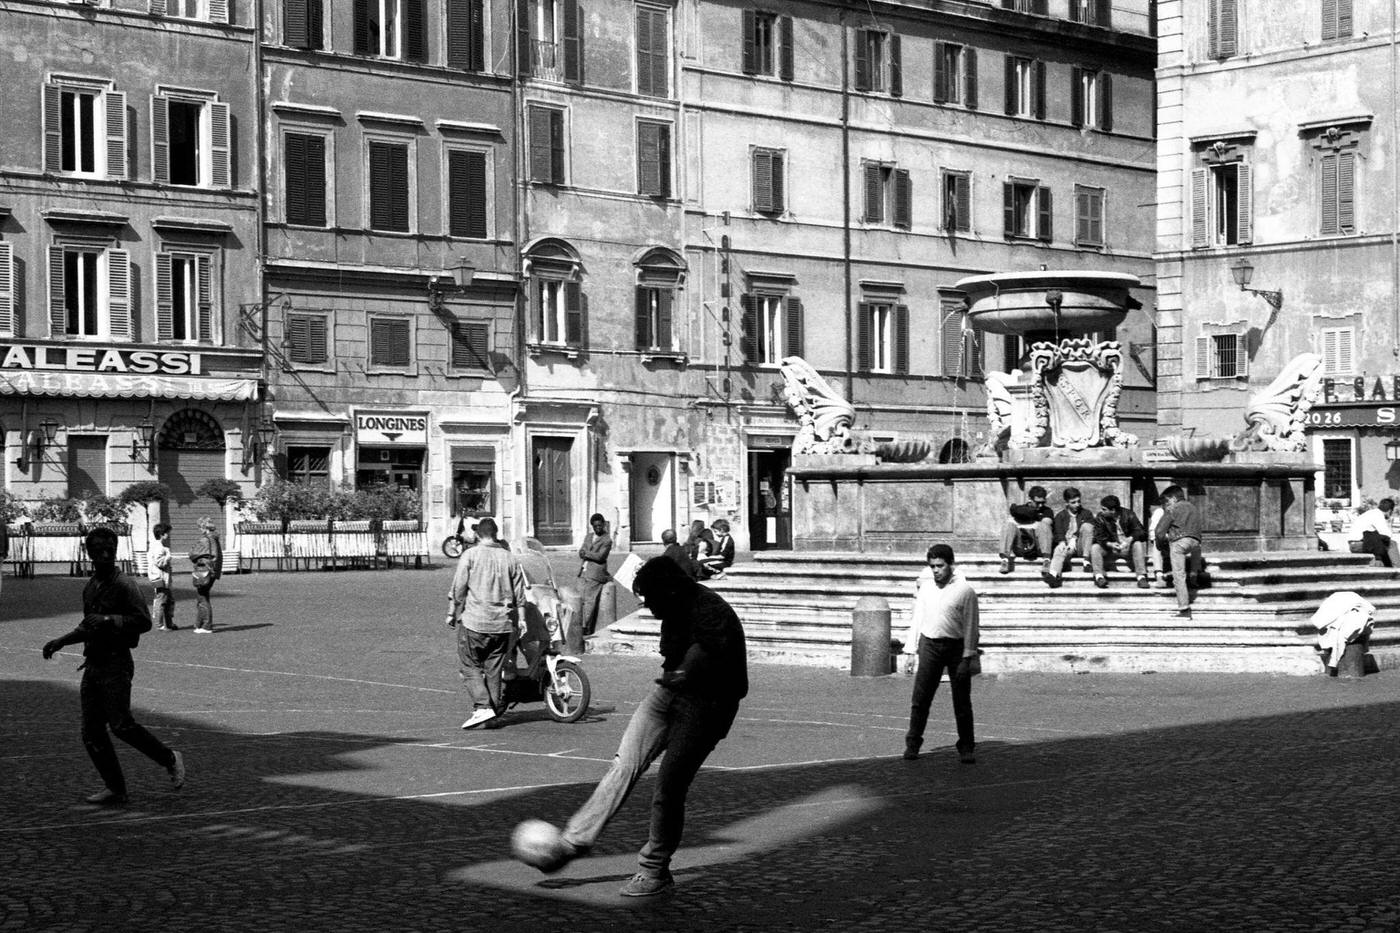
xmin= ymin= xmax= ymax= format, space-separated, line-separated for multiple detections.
xmin=1304 ymin=406 xmax=1398 ymax=428
xmin=356 ymin=411 xmax=428 ymax=445
xmin=1321 ymin=377 xmax=1400 ymax=404
xmin=748 ymin=434 xmax=793 ymax=450
xmin=1 ymin=342 xmax=201 ymax=375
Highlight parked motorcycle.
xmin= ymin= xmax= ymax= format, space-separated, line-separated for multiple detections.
xmin=501 ymin=538 xmax=590 ymax=722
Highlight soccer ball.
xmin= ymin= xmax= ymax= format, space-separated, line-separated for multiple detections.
xmin=511 ymin=819 xmax=564 ymax=869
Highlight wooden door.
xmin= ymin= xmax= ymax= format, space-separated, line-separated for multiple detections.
xmin=532 ymin=437 xmax=573 ymax=545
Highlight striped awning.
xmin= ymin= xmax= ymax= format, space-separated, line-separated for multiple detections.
xmin=0 ymin=370 xmax=259 ymax=401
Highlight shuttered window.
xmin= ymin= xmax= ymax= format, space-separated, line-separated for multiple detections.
xmin=451 ymin=321 xmax=492 ymax=370
xmin=49 ymin=246 xmax=130 ymax=341
xmin=44 ymin=83 xmax=127 ymax=180
xmin=155 ymin=251 xmax=214 ymax=343
xmin=738 ymin=293 xmax=802 ymax=364
xmin=286 ymin=313 xmax=329 ymax=364
xmin=934 ymin=43 xmax=976 ymax=108
xmin=533 ymin=278 xmax=584 ymax=347
xmin=1191 ymin=160 xmax=1251 ymax=247
xmin=1195 ymin=333 xmax=1248 ymax=380
xmin=528 ymin=105 xmax=566 ymax=184
xmin=854 ymin=30 xmax=900 ymax=96
xmin=1004 ymin=181 xmax=1052 ymax=241
xmin=0 ymin=243 xmax=13 ymax=337
xmin=152 ymin=93 xmax=229 ymax=188
xmin=284 ymin=132 xmax=327 ymax=227
xmin=1070 ymin=68 xmax=1113 ymax=131
xmin=1069 ymin=0 xmax=1110 ymax=26
xmin=635 ymin=287 xmax=674 ymax=351
xmin=635 ymin=5 xmax=669 ymax=97
xmin=1319 ymin=151 xmax=1356 ymax=236
xmin=1322 ymin=0 xmax=1354 ymax=41
xmin=752 ymin=148 xmax=785 ymax=214
xmin=354 ymin=0 xmax=425 ymax=61
xmin=941 ymin=304 xmax=980 ymax=378
xmin=942 ymin=171 xmax=971 ymax=232
xmin=857 ymin=302 xmax=908 ymax=374
xmin=1074 ymin=185 xmax=1105 ymax=247
xmin=368 ymin=140 xmax=410 ymax=232
xmin=370 ymin=317 xmax=412 ymax=367
xmin=1004 ymin=57 xmax=1043 ymax=119
xmin=637 ymin=122 xmax=671 ymax=198
xmin=284 ymin=0 xmax=324 ymax=49
xmin=741 ymin=10 xmax=793 ymax=80
xmin=1208 ymin=0 xmax=1238 ymax=59
xmin=448 ymin=149 xmax=488 ymax=238
xmin=1321 ymin=327 xmax=1355 ymax=376
xmin=446 ymin=0 xmax=485 ymax=70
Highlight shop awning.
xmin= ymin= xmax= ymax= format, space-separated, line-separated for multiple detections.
xmin=0 ymin=370 xmax=259 ymax=401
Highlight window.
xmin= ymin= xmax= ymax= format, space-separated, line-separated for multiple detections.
xmin=1004 ymin=56 xmax=1045 ymax=119
xmin=741 ymin=293 xmax=803 ymax=365
xmin=1320 ymin=327 xmax=1355 ymax=376
xmin=1074 ymin=185 xmax=1105 ymax=247
xmin=637 ymin=122 xmax=672 ymax=198
xmin=854 ymin=29 xmax=901 ymax=96
xmin=863 ymin=162 xmax=911 ymax=228
xmin=452 ymin=449 xmax=495 ymax=515
xmin=154 ymin=0 xmax=229 ymax=22
xmin=152 ymin=90 xmax=230 ymax=188
xmin=941 ymin=303 xmax=981 ymax=378
xmin=1069 ymin=0 xmax=1110 ymax=26
xmin=286 ymin=313 xmax=329 ymax=364
xmin=520 ymin=0 xmax=582 ymax=83
xmin=368 ymin=140 xmax=411 ymax=232
xmin=0 ymin=243 xmax=13 ymax=337
xmin=752 ymin=147 xmax=785 ymax=214
xmin=1319 ymin=151 xmax=1356 ymax=236
xmin=284 ymin=131 xmax=328 ymax=227
xmin=43 ymin=80 xmax=127 ymax=180
xmin=48 ymin=244 xmax=131 ymax=341
xmin=285 ymin=446 xmax=331 ymax=487
xmin=1321 ymin=438 xmax=1353 ymax=500
xmin=284 ymin=0 xmax=324 ymax=49
xmin=1002 ymin=0 xmax=1047 ymax=12
xmin=858 ymin=301 xmax=908 ymax=374
xmin=1195 ymin=332 xmax=1248 ymax=379
xmin=527 ymin=105 xmax=566 ymax=185
xmin=155 ymin=251 xmax=214 ymax=343
xmin=741 ymin=10 xmax=793 ymax=80
xmin=451 ymin=320 xmax=492 ymax=370
xmin=446 ymin=0 xmax=485 ymax=70
xmin=1322 ymin=0 xmax=1353 ymax=40
xmin=635 ymin=5 xmax=669 ymax=97
xmin=1071 ymin=68 xmax=1113 ymax=131
xmin=1190 ymin=159 xmax=1253 ymax=247
xmin=635 ymin=287 xmax=674 ymax=351
xmin=934 ymin=42 xmax=977 ymax=108
xmin=447 ymin=148 xmax=488 ymax=238
xmin=369 ymin=316 xmax=412 ymax=367
xmin=533 ymin=278 xmax=583 ymax=346
xmin=353 ymin=0 xmax=426 ymax=61
xmin=942 ymin=170 xmax=971 ymax=232
xmin=1003 ymin=180 xmax=1052 ymax=241
xmin=1207 ymin=0 xmax=1238 ymax=59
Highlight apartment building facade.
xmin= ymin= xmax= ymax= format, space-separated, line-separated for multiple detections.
xmin=1155 ymin=0 xmax=1400 ymax=511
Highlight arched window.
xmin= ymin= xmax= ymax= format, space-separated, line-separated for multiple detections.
xmin=523 ymin=238 xmax=584 ymax=354
xmin=633 ymin=247 xmax=685 ymax=354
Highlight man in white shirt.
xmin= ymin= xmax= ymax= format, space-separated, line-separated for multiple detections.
xmin=1352 ymin=498 xmax=1398 ymax=567
xmin=901 ymin=543 xmax=980 ymax=764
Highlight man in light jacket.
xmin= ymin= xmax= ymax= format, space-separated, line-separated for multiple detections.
xmin=577 ymin=513 xmax=612 ymax=638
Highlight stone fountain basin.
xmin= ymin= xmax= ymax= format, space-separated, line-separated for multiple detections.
xmin=956 ymin=271 xmax=1142 ymax=336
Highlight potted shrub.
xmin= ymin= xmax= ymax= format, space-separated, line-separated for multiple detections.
xmin=119 ymin=481 xmax=172 ymax=551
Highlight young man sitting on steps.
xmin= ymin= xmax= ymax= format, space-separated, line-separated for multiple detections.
xmin=998 ymin=486 xmax=1054 ymax=575
xmin=1089 ymin=495 xmax=1150 ymax=590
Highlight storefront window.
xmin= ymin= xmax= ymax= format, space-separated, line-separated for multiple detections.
xmin=452 ymin=447 xmax=495 ymax=516
xmin=356 ymin=447 xmax=423 ymax=491
xmin=285 ymin=445 xmax=331 ymax=487
xmin=1322 ymin=438 xmax=1353 ymax=501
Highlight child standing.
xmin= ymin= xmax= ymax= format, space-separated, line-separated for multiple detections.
xmin=147 ymin=523 xmax=177 ymax=631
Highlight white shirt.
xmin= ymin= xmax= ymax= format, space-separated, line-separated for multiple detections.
xmin=1351 ymin=508 xmax=1394 ymax=539
xmin=906 ymin=568 xmax=980 ymax=657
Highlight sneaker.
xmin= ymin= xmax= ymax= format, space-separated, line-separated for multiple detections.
xmin=158 ymin=624 xmax=179 ymax=631
xmin=1094 ymin=575 xmax=1109 ymax=589
xmin=1136 ymin=575 xmax=1150 ymax=589
xmin=461 ymin=709 xmax=497 ymax=730
xmin=1175 ymin=607 xmax=1192 ymax=618
xmin=85 ymin=788 xmax=128 ymax=806
xmin=619 ymin=871 xmax=674 ymax=897
xmin=958 ymin=749 xmax=976 ymax=765
xmin=1041 ymin=570 xmax=1062 ymax=589
xmin=998 ymin=557 xmax=1013 ymax=574
xmin=902 ymin=744 xmax=920 ymax=761
xmin=167 ymin=750 xmax=186 ymax=790
xmin=193 ymin=628 xmax=212 ymax=635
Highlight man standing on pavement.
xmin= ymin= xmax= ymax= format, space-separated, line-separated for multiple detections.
xmin=447 ymin=517 xmax=526 ymax=730
xmin=147 ymin=523 xmax=177 ymax=631
xmin=1157 ymin=485 xmax=1204 ymax=616
xmin=902 ymin=543 xmax=979 ymax=764
xmin=512 ymin=556 xmax=748 ymax=897
xmin=577 ymin=513 xmax=612 ymax=639
xmin=41 ymin=526 xmax=186 ymax=805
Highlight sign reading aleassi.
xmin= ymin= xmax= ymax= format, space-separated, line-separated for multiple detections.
xmin=355 ymin=411 xmax=429 ymax=445
xmin=1 ymin=343 xmax=201 ymax=375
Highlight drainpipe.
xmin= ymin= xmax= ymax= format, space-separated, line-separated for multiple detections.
xmin=1391 ymin=0 xmax=1399 ymax=356
xmin=841 ymin=12 xmax=853 ymax=402
xmin=510 ymin=0 xmax=529 ymax=539
xmin=252 ymin=0 xmax=271 ymax=492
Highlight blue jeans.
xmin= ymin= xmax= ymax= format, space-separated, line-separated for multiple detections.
xmin=81 ymin=661 xmax=175 ymax=795
xmin=563 ymin=683 xmax=739 ymax=876
xmin=906 ymin=636 xmax=974 ymax=754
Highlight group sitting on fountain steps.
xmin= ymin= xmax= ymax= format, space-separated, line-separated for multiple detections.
xmin=999 ymin=485 xmax=1208 ymax=612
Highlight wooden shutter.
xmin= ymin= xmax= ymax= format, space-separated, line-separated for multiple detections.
xmin=965 ymin=48 xmax=978 ymax=109
xmin=369 ymin=142 xmax=409 ymax=231
xmin=1003 ymin=56 xmax=1017 ymax=115
xmin=449 ymin=149 xmax=488 ymax=238
xmin=1235 ymin=161 xmax=1253 ymax=245
xmin=740 ymin=293 xmax=757 ymax=362
xmin=517 ymin=0 xmax=532 ymax=75
xmin=155 ymin=252 xmax=174 ymax=341
xmin=770 ymin=151 xmax=785 ymax=212
xmin=778 ymin=16 xmax=794 ymax=81
xmin=1338 ymin=151 xmax=1355 ymax=234
xmin=151 ymin=96 xmax=170 ymax=184
xmin=854 ymin=31 xmax=870 ymax=92
xmin=752 ymin=150 xmax=771 ymax=212
xmin=1002 ymin=182 xmax=1015 ymax=236
xmin=1321 ymin=153 xmax=1339 ymax=234
xmin=1217 ymin=0 xmax=1237 ymax=57
xmin=933 ymin=42 xmax=949 ymax=103
xmin=893 ymin=169 xmax=912 ymax=229
xmin=1234 ymin=333 xmax=1249 ymax=378
xmin=634 ymin=288 xmax=652 ymax=349
xmin=372 ymin=318 xmax=411 ymax=366
xmin=1069 ymin=0 xmax=1082 ymax=20
xmin=1070 ymin=66 xmax=1084 ymax=127
xmin=549 ymin=108 xmax=566 ymax=183
xmin=1194 ymin=335 xmax=1212 ymax=379
xmin=105 ymin=91 xmax=127 ymax=180
xmin=1033 ymin=60 xmax=1046 ymax=119
xmin=209 ymin=0 xmax=229 ymax=23
xmin=894 ymin=304 xmax=909 ymax=375
xmin=288 ymin=314 xmax=328 ymax=363
xmin=641 ymin=8 xmax=667 ymax=97
xmin=864 ymin=163 xmax=883 ymax=223
xmin=107 ymin=249 xmax=131 ymax=341
xmin=196 ymin=254 xmax=213 ymax=342
xmin=43 ymin=84 xmax=63 ymax=172
xmin=1338 ymin=0 xmax=1353 ymax=38
xmin=857 ymin=302 xmax=871 ymax=371
xmin=452 ymin=321 xmax=491 ymax=369
xmin=49 ymin=247 xmax=67 ymax=337
xmin=528 ymin=107 xmax=553 ymax=182
xmin=404 ymin=0 xmax=426 ymax=61
xmin=785 ymin=296 xmax=803 ymax=359
xmin=296 ymin=134 xmax=327 ymax=226
xmin=562 ymin=0 xmax=582 ymax=83
xmin=941 ymin=306 xmax=964 ymax=376
xmin=955 ymin=174 xmax=971 ymax=231
xmin=1095 ymin=0 xmax=1110 ymax=27
xmin=391 ymin=144 xmax=409 ymax=231
xmin=1099 ymin=72 xmax=1113 ymax=132
xmin=741 ymin=9 xmax=757 ymax=74
xmin=0 ymin=243 xmax=13 ymax=336
xmin=889 ymin=34 xmax=902 ymax=97
xmin=564 ymin=280 xmax=584 ymax=346
xmin=1190 ymin=167 xmax=1208 ymax=247
xmin=638 ymin=122 xmax=663 ymax=196
xmin=1037 ymin=186 xmax=1053 ymax=241
xmin=210 ymin=101 xmax=230 ymax=188
xmin=354 ymin=0 xmax=372 ymax=54
xmin=151 ymin=0 xmax=166 ymax=14
xmin=635 ymin=8 xmax=654 ymax=95
xmin=448 ymin=0 xmax=484 ymax=70
xmin=655 ymin=288 xmax=673 ymax=350
xmin=286 ymin=0 xmax=308 ymax=47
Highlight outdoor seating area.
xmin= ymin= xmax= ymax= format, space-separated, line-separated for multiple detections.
xmin=233 ymin=519 xmax=429 ymax=571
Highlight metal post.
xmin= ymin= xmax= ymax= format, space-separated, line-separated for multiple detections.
xmin=851 ymin=595 xmax=891 ymax=677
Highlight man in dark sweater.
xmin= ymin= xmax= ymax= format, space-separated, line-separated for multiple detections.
xmin=513 ymin=556 xmax=748 ymax=897
xmin=42 ymin=526 xmax=185 ymax=805
xmin=1157 ymin=485 xmax=1204 ymax=615
xmin=1089 ymin=495 xmax=1150 ymax=590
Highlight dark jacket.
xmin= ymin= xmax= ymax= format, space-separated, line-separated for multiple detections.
xmin=1093 ymin=510 xmax=1148 ymax=547
xmin=663 ymin=542 xmax=701 ymax=581
xmin=657 ymin=585 xmax=748 ymax=701
xmin=1052 ymin=506 xmax=1094 ymax=545
xmin=1160 ymin=499 xmax=1203 ymax=542
xmin=1009 ymin=502 xmax=1054 ymax=525
xmin=190 ymin=530 xmax=223 ymax=581
xmin=79 ymin=571 xmax=153 ymax=666
xmin=710 ymin=533 xmax=735 ymax=571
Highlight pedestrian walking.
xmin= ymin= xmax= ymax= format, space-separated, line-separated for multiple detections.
xmin=41 ymin=526 xmax=186 ymax=806
xmin=1157 ymin=485 xmax=1204 ymax=616
xmin=446 ymin=517 xmax=526 ymax=730
xmin=577 ymin=513 xmax=612 ymax=638
xmin=189 ymin=516 xmax=223 ymax=633
xmin=902 ymin=543 xmax=979 ymax=764
xmin=147 ymin=523 xmax=177 ymax=631
xmin=511 ymin=556 xmax=748 ymax=897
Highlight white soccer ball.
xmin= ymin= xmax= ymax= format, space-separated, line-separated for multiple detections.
xmin=511 ymin=819 xmax=563 ymax=867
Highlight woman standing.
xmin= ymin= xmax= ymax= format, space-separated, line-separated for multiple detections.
xmin=189 ymin=516 xmax=223 ymax=633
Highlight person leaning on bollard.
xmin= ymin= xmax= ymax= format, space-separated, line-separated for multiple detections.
xmin=577 ymin=513 xmax=613 ymax=640
xmin=901 ymin=543 xmax=979 ymax=765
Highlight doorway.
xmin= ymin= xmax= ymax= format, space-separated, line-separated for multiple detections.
xmin=748 ymin=448 xmax=791 ymax=550
xmin=532 ymin=436 xmax=573 ymax=545
xmin=157 ymin=409 xmax=227 ymax=554
xmin=628 ymin=452 xmax=674 ymax=543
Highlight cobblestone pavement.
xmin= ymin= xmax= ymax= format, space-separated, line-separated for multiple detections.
xmin=3 ymin=566 xmax=1400 ymax=932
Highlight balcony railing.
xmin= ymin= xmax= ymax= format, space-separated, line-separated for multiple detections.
xmin=532 ymin=40 xmax=563 ymax=82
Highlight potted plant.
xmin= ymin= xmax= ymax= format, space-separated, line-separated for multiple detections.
xmin=119 ymin=481 xmax=172 ymax=552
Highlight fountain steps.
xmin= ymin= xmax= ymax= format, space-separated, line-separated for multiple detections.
xmin=589 ymin=551 xmax=1400 ymax=675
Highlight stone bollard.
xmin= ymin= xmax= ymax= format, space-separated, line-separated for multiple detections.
xmin=559 ymin=586 xmax=585 ymax=655
xmin=1334 ymin=636 xmax=1369 ymax=678
xmin=851 ymin=595 xmax=892 ymax=677
xmin=597 ymin=580 xmax=618 ymax=631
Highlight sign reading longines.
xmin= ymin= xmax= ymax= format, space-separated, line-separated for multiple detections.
xmin=356 ymin=411 xmax=428 ymax=445
xmin=1 ymin=343 xmax=202 ymax=375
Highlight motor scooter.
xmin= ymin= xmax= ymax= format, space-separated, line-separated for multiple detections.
xmin=500 ymin=539 xmax=591 ymax=722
